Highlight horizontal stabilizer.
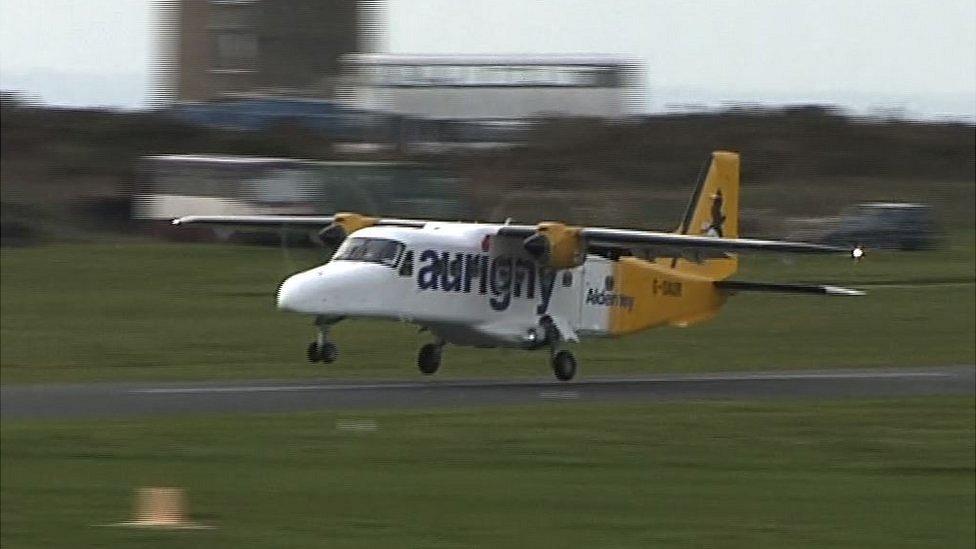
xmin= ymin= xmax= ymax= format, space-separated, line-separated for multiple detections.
xmin=715 ymin=280 xmax=865 ymax=296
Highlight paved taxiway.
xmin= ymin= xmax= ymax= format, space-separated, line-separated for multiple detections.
xmin=2 ymin=366 xmax=972 ymax=420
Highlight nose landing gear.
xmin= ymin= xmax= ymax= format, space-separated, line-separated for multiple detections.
xmin=307 ymin=341 xmax=338 ymax=363
xmin=307 ymin=315 xmax=340 ymax=364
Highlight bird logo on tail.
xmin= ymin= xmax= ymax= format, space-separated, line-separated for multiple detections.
xmin=702 ymin=189 xmax=726 ymax=238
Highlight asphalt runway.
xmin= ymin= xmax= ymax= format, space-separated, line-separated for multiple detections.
xmin=2 ymin=365 xmax=973 ymax=420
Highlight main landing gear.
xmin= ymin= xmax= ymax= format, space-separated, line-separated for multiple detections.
xmin=418 ymin=341 xmax=444 ymax=375
xmin=551 ymin=349 xmax=578 ymax=382
xmin=307 ymin=316 xmax=339 ymax=364
xmin=541 ymin=316 xmax=577 ymax=382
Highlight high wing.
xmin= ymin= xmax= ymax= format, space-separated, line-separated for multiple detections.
xmin=172 ymin=215 xmax=855 ymax=258
xmin=172 ymin=152 xmax=859 ymax=260
xmin=496 ymin=224 xmax=855 ymax=258
xmin=171 ymin=215 xmax=427 ymax=229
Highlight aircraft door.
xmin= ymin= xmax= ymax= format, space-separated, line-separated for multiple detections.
xmin=395 ymin=248 xmax=422 ymax=320
xmin=541 ymin=265 xmax=583 ymax=331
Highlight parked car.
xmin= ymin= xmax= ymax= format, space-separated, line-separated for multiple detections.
xmin=822 ymin=203 xmax=941 ymax=250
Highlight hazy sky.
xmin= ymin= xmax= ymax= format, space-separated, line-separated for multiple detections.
xmin=1 ymin=0 xmax=974 ymax=118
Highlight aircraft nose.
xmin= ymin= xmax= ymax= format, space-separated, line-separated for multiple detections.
xmin=276 ymin=273 xmax=311 ymax=312
xmin=276 ymin=263 xmax=394 ymax=316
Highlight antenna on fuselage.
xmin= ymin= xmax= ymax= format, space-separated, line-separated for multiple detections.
xmin=504 ymin=217 xmax=513 ymax=225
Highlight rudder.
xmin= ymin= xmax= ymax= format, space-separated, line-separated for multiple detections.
xmin=678 ymin=151 xmax=739 ymax=239
xmin=670 ymin=151 xmax=740 ymax=279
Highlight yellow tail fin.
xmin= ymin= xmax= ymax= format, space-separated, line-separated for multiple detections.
xmin=671 ymin=151 xmax=740 ymax=280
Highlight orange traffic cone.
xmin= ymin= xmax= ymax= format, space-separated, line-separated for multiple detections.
xmin=106 ymin=487 xmax=212 ymax=529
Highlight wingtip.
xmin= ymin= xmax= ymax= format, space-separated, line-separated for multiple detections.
xmin=824 ymin=285 xmax=866 ymax=296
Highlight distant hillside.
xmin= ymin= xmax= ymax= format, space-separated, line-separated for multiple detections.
xmin=505 ymin=106 xmax=974 ymax=183
xmin=455 ymin=106 xmax=974 ymax=232
xmin=1 ymin=102 xmax=973 ymax=243
xmin=0 ymin=102 xmax=342 ymax=243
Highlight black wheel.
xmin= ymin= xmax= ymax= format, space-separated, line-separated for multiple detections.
xmin=308 ymin=341 xmax=338 ymax=363
xmin=319 ymin=342 xmax=338 ymax=364
xmin=307 ymin=341 xmax=321 ymax=363
xmin=418 ymin=343 xmax=442 ymax=375
xmin=551 ymin=350 xmax=577 ymax=381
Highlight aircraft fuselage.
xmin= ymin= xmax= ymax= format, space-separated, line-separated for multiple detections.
xmin=276 ymin=222 xmax=724 ymax=348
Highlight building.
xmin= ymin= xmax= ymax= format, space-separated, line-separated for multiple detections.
xmin=170 ymin=0 xmax=365 ymax=102
xmin=337 ymin=53 xmax=644 ymax=121
xmin=160 ymin=7 xmax=645 ymax=146
xmin=134 ymin=155 xmax=471 ymax=234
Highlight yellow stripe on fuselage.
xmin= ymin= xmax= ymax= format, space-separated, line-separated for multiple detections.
xmin=609 ymin=257 xmax=727 ymax=336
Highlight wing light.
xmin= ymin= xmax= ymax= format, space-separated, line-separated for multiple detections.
xmin=823 ymin=285 xmax=866 ymax=296
xmin=852 ymin=246 xmax=865 ymax=262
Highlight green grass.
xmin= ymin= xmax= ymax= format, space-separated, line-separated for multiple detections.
xmin=1 ymin=237 xmax=973 ymax=384
xmin=2 ymin=397 xmax=973 ymax=548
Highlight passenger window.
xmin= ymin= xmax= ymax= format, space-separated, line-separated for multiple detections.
xmin=562 ymin=271 xmax=573 ymax=287
xmin=399 ymin=250 xmax=414 ymax=277
xmin=604 ymin=275 xmax=615 ymax=291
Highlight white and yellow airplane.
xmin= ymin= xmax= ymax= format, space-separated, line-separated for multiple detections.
xmin=174 ymin=151 xmax=864 ymax=381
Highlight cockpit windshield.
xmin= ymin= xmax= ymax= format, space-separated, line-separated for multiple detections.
xmin=332 ymin=237 xmax=404 ymax=267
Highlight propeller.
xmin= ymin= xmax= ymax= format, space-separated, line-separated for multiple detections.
xmin=522 ymin=232 xmax=551 ymax=263
xmin=317 ymin=223 xmax=348 ymax=248
xmin=276 ymin=224 xmax=337 ymax=275
xmin=521 ymin=222 xmax=585 ymax=269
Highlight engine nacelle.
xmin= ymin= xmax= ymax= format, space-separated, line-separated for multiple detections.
xmin=522 ymin=222 xmax=585 ymax=269
xmin=317 ymin=212 xmax=378 ymax=246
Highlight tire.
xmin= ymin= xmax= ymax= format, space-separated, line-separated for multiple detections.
xmin=307 ymin=341 xmax=321 ymax=363
xmin=551 ymin=350 xmax=577 ymax=381
xmin=319 ymin=342 xmax=338 ymax=364
xmin=418 ymin=343 xmax=442 ymax=375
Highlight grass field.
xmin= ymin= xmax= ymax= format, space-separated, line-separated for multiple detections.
xmin=2 ymin=241 xmax=972 ymax=548
xmin=2 ymin=397 xmax=973 ymax=548
xmin=1 ymin=236 xmax=973 ymax=384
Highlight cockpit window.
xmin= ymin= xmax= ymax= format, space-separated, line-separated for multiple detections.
xmin=332 ymin=237 xmax=404 ymax=267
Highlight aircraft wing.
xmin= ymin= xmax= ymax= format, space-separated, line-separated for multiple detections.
xmin=173 ymin=216 xmax=856 ymax=257
xmin=496 ymin=225 xmax=855 ymax=257
xmin=171 ymin=215 xmax=427 ymax=228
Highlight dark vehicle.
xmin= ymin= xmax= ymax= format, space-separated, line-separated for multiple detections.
xmin=822 ymin=203 xmax=940 ymax=251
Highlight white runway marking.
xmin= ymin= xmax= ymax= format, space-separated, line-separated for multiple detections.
xmin=335 ymin=418 xmax=378 ymax=432
xmin=130 ymin=371 xmax=954 ymax=395
xmin=539 ymin=390 xmax=580 ymax=400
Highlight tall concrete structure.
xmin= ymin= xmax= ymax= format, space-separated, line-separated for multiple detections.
xmin=172 ymin=0 xmax=362 ymax=102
